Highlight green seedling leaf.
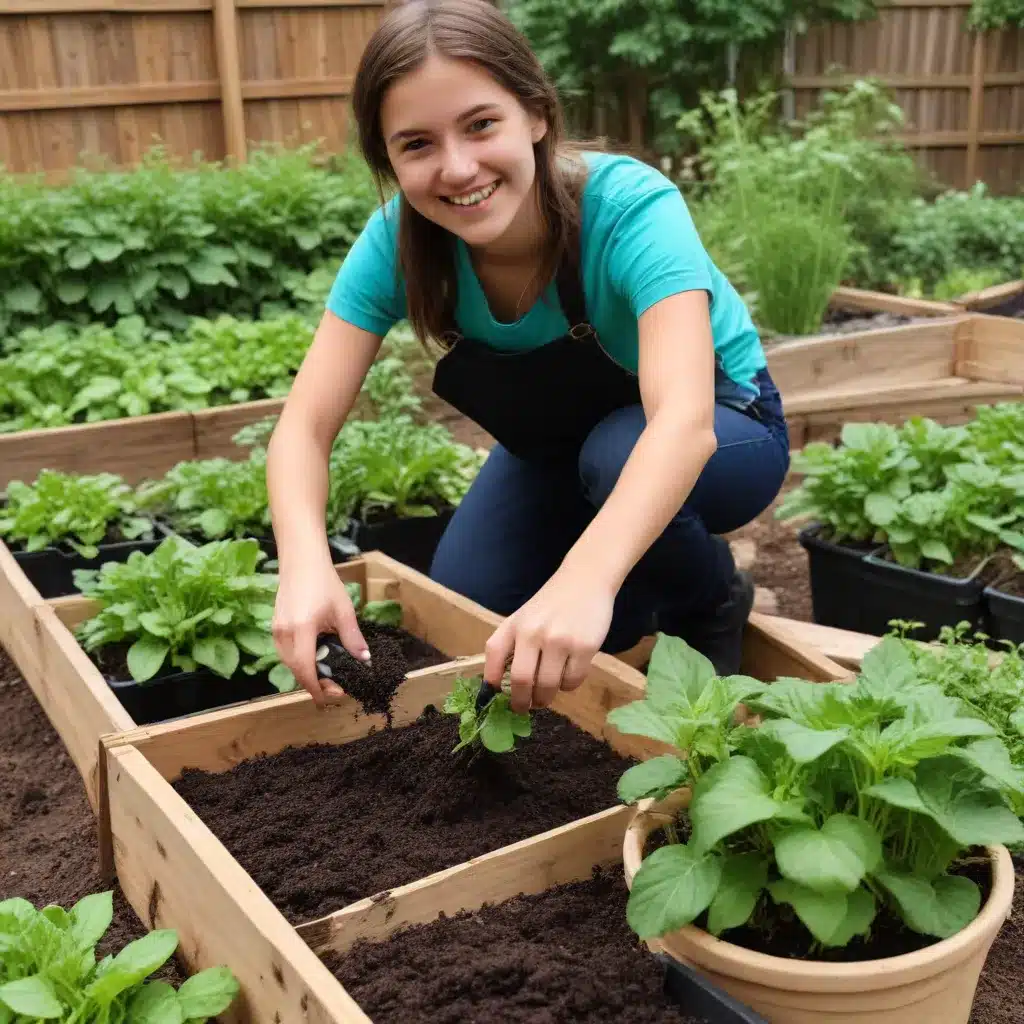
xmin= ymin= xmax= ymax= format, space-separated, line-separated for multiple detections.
xmin=775 ymin=815 xmax=882 ymax=894
xmin=616 ymin=754 xmax=689 ymax=804
xmin=0 ymin=976 xmax=62 ymax=1018
xmin=192 ymin=637 xmax=240 ymax=679
xmin=768 ymin=879 xmax=850 ymax=946
xmin=755 ymin=719 xmax=850 ymax=764
xmin=127 ymin=636 xmax=170 ymax=682
xmin=706 ymin=852 xmax=768 ymax=936
xmin=126 ymin=981 xmax=184 ymax=1024
xmin=646 ymin=633 xmax=717 ymax=708
xmin=175 ymin=966 xmax=240 ymax=1019
xmin=70 ymin=890 xmax=114 ymax=949
xmin=269 ymin=663 xmax=297 ymax=692
xmin=874 ymin=870 xmax=980 ymax=938
xmin=626 ymin=844 xmax=722 ymax=939
xmin=360 ymin=600 xmax=402 ymax=626
xmin=606 ymin=700 xmax=679 ymax=747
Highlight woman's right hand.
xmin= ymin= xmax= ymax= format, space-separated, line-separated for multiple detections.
xmin=271 ymin=559 xmax=371 ymax=708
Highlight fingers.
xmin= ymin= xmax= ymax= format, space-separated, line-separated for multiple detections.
xmin=275 ymin=621 xmax=327 ymax=709
xmin=561 ymin=650 xmax=592 ymax=693
xmin=507 ymin=638 xmax=540 ymax=715
xmin=333 ymin=591 xmax=371 ymax=665
xmin=532 ymin=643 xmax=568 ymax=710
xmin=484 ymin=620 xmax=515 ymax=689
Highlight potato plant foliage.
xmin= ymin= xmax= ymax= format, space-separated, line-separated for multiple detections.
xmin=778 ymin=409 xmax=1024 ymax=571
xmin=611 ymin=633 xmax=1024 ymax=948
xmin=0 ymin=891 xmax=237 ymax=1023
xmin=0 ymin=471 xmax=153 ymax=558
xmin=73 ymin=535 xmax=289 ymax=689
xmin=443 ymin=676 xmax=532 ymax=755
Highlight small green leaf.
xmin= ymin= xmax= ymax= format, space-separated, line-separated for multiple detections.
xmin=198 ymin=509 xmax=230 ymax=538
xmin=626 ymin=844 xmax=722 ymax=939
xmin=127 ymin=636 xmax=170 ymax=682
xmin=706 ymin=852 xmax=767 ymax=935
xmin=775 ymin=815 xmax=882 ymax=894
xmin=874 ymin=870 xmax=980 ymax=939
xmin=616 ymin=754 xmax=689 ymax=804
xmin=70 ymin=891 xmax=114 ymax=949
xmin=192 ymin=637 xmax=239 ymax=679
xmin=175 ymin=966 xmax=239 ymax=1018
xmin=56 ymin=278 xmax=88 ymax=304
xmin=606 ymin=700 xmax=679 ymax=747
xmin=0 ymin=976 xmax=63 ymax=1018
xmin=236 ymin=628 xmax=276 ymax=657
xmin=756 ymin=719 xmax=850 ymax=764
xmin=865 ymin=492 xmax=899 ymax=526
xmin=646 ymin=633 xmax=717 ymax=708
xmin=920 ymin=539 xmax=953 ymax=564
xmin=126 ymin=980 xmax=184 ymax=1024
xmin=5 ymin=283 xmax=43 ymax=314
xmin=269 ymin=663 xmax=296 ymax=692
xmin=768 ymin=879 xmax=849 ymax=946
xmin=827 ymin=886 xmax=876 ymax=947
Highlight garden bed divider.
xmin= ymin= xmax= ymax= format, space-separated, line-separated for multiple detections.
xmin=19 ymin=551 xmax=503 ymax=815
xmin=952 ymin=279 xmax=1024 ymax=313
xmin=0 ymin=538 xmax=46 ymax=684
xmin=100 ymin=622 xmax=849 ymax=1024
xmin=829 ymin=285 xmax=960 ymax=317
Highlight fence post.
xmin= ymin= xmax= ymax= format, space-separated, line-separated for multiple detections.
xmin=212 ymin=0 xmax=247 ymax=163
xmin=965 ymin=30 xmax=986 ymax=186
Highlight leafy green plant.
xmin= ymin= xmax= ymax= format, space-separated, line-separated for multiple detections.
xmin=442 ymin=675 xmax=532 ymax=754
xmin=968 ymin=0 xmax=1024 ymax=29
xmin=136 ymin=453 xmax=271 ymax=542
xmin=73 ymin=535 xmax=288 ymax=687
xmin=343 ymin=580 xmax=403 ymax=627
xmin=0 ymin=470 xmax=153 ymax=558
xmin=0 ymin=890 xmax=238 ymax=1022
xmin=614 ymin=635 xmax=1024 ymax=949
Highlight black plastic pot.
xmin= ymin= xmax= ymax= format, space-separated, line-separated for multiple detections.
xmin=106 ymin=667 xmax=278 ymax=725
xmin=347 ymin=507 xmax=454 ymax=574
xmin=799 ymin=523 xmax=985 ymax=640
xmin=12 ymin=535 xmax=164 ymax=599
xmin=660 ymin=955 xmax=767 ymax=1023
xmin=984 ymin=583 xmax=1024 ymax=646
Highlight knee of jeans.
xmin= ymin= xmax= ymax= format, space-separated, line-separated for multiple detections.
xmin=578 ymin=405 xmax=644 ymax=507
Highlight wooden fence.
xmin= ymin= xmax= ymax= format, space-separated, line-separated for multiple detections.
xmin=0 ymin=0 xmax=388 ymax=178
xmin=788 ymin=0 xmax=1024 ymax=193
xmin=0 ymin=0 xmax=1021 ymax=193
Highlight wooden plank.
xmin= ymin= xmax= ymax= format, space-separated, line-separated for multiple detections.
xmin=759 ymin=616 xmax=880 ymax=670
xmin=830 ymin=285 xmax=958 ymax=317
xmin=0 ymin=82 xmax=221 ymax=113
xmin=0 ymin=412 xmax=197 ymax=490
xmin=965 ymin=32 xmax=986 ymax=185
xmin=1 ymin=0 xmax=383 ymax=9
xmin=191 ymin=397 xmax=285 ymax=460
xmin=0 ymin=541 xmax=46 ymax=685
xmin=213 ymin=0 xmax=247 ymax=162
xmin=106 ymin=745 xmax=368 ymax=1024
xmin=242 ymin=75 xmax=353 ymax=100
xmin=894 ymin=130 xmax=1024 ymax=147
xmin=744 ymin=613 xmax=855 ymax=682
xmin=954 ymin=279 xmax=1024 ymax=312
xmin=955 ymin=314 xmax=1024 ymax=386
xmin=299 ymin=804 xmax=632 ymax=957
xmin=767 ymin=318 xmax=961 ymax=396
xmin=791 ymin=71 xmax=1024 ymax=89
xmin=32 ymin=604 xmax=133 ymax=814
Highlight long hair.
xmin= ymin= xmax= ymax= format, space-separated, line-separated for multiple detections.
xmin=351 ymin=0 xmax=588 ymax=348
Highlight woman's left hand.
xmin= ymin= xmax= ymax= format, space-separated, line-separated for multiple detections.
xmin=483 ymin=566 xmax=616 ymax=713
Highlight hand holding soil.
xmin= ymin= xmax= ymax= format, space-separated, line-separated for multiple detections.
xmin=484 ymin=565 xmax=615 ymax=713
xmin=271 ymin=560 xmax=370 ymax=707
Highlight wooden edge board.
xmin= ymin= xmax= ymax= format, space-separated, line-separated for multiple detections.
xmin=956 ymin=313 xmax=1024 ymax=386
xmin=0 ymin=539 xmax=46 ymax=683
xmin=107 ymin=744 xmax=368 ymax=1024
xmin=298 ymin=804 xmax=632 ymax=959
xmin=953 ymin=279 xmax=1024 ymax=311
xmin=752 ymin=616 xmax=880 ymax=670
xmin=830 ymin=285 xmax=959 ymax=317
xmin=745 ymin=613 xmax=855 ymax=682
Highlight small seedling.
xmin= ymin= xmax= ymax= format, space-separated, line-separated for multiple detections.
xmin=443 ymin=675 xmax=531 ymax=754
xmin=344 ymin=581 xmax=402 ymax=626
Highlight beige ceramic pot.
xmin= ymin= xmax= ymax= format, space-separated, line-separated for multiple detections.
xmin=623 ymin=791 xmax=1015 ymax=1024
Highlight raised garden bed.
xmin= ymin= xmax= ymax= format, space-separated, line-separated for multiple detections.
xmin=771 ymin=313 xmax=1024 ymax=447
xmin=16 ymin=551 xmax=501 ymax=814
xmin=99 ymin=625 xmax=850 ymax=1023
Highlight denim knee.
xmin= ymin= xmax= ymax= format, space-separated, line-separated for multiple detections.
xmin=578 ymin=404 xmax=646 ymax=508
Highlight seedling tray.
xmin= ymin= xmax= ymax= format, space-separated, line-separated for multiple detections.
xmin=99 ymin=626 xmax=850 ymax=1024
xmin=346 ymin=507 xmax=455 ymax=575
xmin=984 ymin=584 xmax=1024 ymax=646
xmin=20 ymin=551 xmax=507 ymax=813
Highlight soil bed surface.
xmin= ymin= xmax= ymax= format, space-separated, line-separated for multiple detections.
xmin=323 ymin=869 xmax=708 ymax=1024
xmin=0 ymin=650 xmax=185 ymax=983
xmin=172 ymin=705 xmax=634 ymax=924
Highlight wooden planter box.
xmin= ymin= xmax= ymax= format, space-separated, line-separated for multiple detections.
xmin=21 ymin=551 xmax=503 ymax=814
xmin=100 ymin=625 xmax=850 ymax=1024
xmin=830 ymin=282 xmax=1024 ymax=317
xmin=771 ymin=313 xmax=1024 ymax=447
xmin=0 ymin=398 xmax=285 ymax=490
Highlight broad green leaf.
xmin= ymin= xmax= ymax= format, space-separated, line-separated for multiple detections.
xmin=826 ymin=886 xmax=876 ymax=947
xmin=756 ymin=719 xmax=850 ymax=764
xmin=198 ymin=509 xmax=230 ymax=538
xmin=192 ymin=637 xmax=239 ymax=679
xmin=479 ymin=712 xmax=514 ymax=753
xmin=606 ymin=700 xmax=679 ymax=747
xmin=91 ymin=239 xmax=125 ymax=262
xmin=689 ymin=756 xmax=787 ymax=855
xmin=775 ymin=815 xmax=882 ymax=894
xmin=127 ymin=636 xmax=170 ymax=682
xmin=874 ymin=870 xmax=980 ymax=938
xmin=706 ymin=852 xmax=767 ymax=935
xmin=5 ymin=283 xmax=43 ymax=314
xmin=41 ymin=905 xmax=71 ymax=929
xmin=859 ymin=636 xmax=918 ymax=694
xmin=175 ymin=966 xmax=239 ymax=1018
xmin=626 ymin=844 xmax=722 ymax=939
xmin=920 ymin=540 xmax=953 ymax=564
xmin=0 ymin=976 xmax=62 ymax=1018
xmin=56 ymin=278 xmax=88 ymax=304
xmin=209 ymin=608 xmax=233 ymax=626
xmin=361 ymin=600 xmax=403 ymax=626
xmin=268 ymin=663 xmax=296 ymax=692
xmin=646 ymin=633 xmax=716 ymax=708
xmin=616 ymin=754 xmax=689 ymax=804
xmin=126 ymin=981 xmax=183 ymax=1024
xmin=236 ymin=628 xmax=276 ymax=657
xmin=768 ymin=879 xmax=849 ymax=946
xmin=865 ymin=492 xmax=899 ymax=526
xmin=70 ymin=891 xmax=113 ymax=949
xmin=109 ymin=929 xmax=179 ymax=980
xmin=954 ymin=739 xmax=1024 ymax=798
xmin=138 ymin=611 xmax=172 ymax=638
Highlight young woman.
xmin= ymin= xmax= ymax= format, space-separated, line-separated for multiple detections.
xmin=267 ymin=0 xmax=790 ymax=715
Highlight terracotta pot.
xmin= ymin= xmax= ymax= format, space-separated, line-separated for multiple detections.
xmin=623 ymin=791 xmax=1015 ymax=1024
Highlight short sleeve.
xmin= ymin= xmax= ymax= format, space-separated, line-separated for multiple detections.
xmin=604 ymin=187 xmax=714 ymax=319
xmin=325 ymin=199 xmax=407 ymax=336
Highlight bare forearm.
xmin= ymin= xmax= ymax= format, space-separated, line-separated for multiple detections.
xmin=561 ymin=410 xmax=717 ymax=590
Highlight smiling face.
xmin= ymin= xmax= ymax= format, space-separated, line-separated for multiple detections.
xmin=381 ymin=52 xmax=548 ymax=254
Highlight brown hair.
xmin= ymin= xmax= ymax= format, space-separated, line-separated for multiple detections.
xmin=351 ymin=0 xmax=588 ymax=348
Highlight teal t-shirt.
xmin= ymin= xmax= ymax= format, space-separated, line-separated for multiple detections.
xmin=326 ymin=151 xmax=766 ymax=394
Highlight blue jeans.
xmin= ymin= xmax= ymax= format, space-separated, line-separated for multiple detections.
xmin=430 ymin=367 xmax=790 ymax=653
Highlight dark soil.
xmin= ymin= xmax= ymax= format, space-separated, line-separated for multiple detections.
xmin=323 ymin=869 xmax=708 ymax=1024
xmin=993 ymin=575 xmax=1024 ymax=599
xmin=0 ymin=650 xmax=185 ymax=983
xmin=316 ymin=621 xmax=449 ymax=720
xmin=970 ymin=853 xmax=1024 ymax=1023
xmin=171 ymin=705 xmax=634 ymax=925
xmin=986 ymin=551 xmax=1024 ymax=599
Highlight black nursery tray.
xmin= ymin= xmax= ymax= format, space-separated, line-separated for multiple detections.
xmin=346 ymin=507 xmax=454 ymax=575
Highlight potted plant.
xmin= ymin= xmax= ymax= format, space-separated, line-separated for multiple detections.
xmin=327 ymin=415 xmax=485 ymax=574
xmin=0 ymin=470 xmax=161 ymax=597
xmin=72 ymin=534 xmax=290 ymax=723
xmin=778 ymin=414 xmax=1024 ymax=639
xmin=610 ymin=632 xmax=1021 ymax=1024
xmin=0 ymin=889 xmax=238 ymax=1021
